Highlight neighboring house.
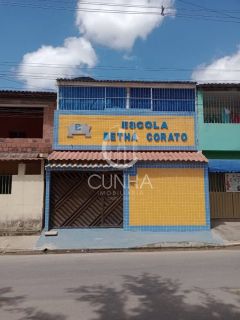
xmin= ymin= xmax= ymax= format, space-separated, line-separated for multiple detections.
xmin=197 ymin=83 xmax=240 ymax=220
xmin=0 ymin=90 xmax=56 ymax=235
xmin=44 ymin=78 xmax=210 ymax=233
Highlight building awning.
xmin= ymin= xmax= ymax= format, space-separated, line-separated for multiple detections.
xmin=208 ymin=160 xmax=240 ymax=172
xmin=48 ymin=151 xmax=207 ymax=163
xmin=0 ymin=153 xmax=47 ymax=161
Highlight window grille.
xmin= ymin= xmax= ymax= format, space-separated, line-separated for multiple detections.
xmin=59 ymin=86 xmax=126 ymax=110
xmin=105 ymin=87 xmax=126 ymax=109
xmin=203 ymin=91 xmax=240 ymax=124
xmin=152 ymin=88 xmax=195 ymax=112
xmin=59 ymin=86 xmax=195 ymax=112
xmin=0 ymin=175 xmax=12 ymax=194
xmin=129 ymin=88 xmax=195 ymax=111
xmin=129 ymin=88 xmax=151 ymax=109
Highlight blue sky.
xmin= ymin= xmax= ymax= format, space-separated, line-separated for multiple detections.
xmin=0 ymin=0 xmax=240 ymax=90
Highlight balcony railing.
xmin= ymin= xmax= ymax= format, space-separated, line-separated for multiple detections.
xmin=203 ymin=92 xmax=240 ymax=124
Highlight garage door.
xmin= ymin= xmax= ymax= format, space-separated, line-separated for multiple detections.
xmin=50 ymin=171 xmax=123 ymax=228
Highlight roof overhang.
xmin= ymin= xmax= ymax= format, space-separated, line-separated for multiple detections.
xmin=0 ymin=90 xmax=56 ymax=99
xmin=197 ymin=83 xmax=240 ymax=90
xmin=47 ymin=151 xmax=207 ymax=169
xmin=57 ymin=79 xmax=196 ymax=89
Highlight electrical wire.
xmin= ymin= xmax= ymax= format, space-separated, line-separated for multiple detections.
xmin=0 ymin=0 xmax=240 ymax=24
xmin=1 ymin=61 xmax=240 ymax=73
xmin=177 ymin=0 xmax=240 ymax=20
xmin=0 ymin=1 xmax=240 ymax=88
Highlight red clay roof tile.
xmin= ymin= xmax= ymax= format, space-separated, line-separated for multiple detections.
xmin=48 ymin=151 xmax=207 ymax=163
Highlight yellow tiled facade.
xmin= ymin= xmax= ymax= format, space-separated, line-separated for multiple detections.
xmin=45 ymin=81 xmax=210 ymax=232
xmin=58 ymin=114 xmax=195 ymax=147
xmin=129 ymin=168 xmax=206 ymax=226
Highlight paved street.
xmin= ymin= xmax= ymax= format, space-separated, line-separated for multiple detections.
xmin=0 ymin=250 xmax=240 ymax=320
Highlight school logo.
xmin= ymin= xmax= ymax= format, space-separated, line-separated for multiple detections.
xmin=68 ymin=123 xmax=91 ymax=138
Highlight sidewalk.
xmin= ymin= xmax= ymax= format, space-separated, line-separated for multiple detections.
xmin=36 ymin=229 xmax=224 ymax=251
xmin=1 ymin=221 xmax=240 ymax=254
xmin=0 ymin=235 xmax=39 ymax=254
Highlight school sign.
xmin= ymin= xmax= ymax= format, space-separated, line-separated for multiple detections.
xmin=55 ymin=113 xmax=196 ymax=150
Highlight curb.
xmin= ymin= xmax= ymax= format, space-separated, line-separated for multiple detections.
xmin=1 ymin=243 xmax=240 ymax=255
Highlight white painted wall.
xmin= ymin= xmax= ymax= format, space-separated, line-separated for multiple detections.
xmin=0 ymin=162 xmax=44 ymax=233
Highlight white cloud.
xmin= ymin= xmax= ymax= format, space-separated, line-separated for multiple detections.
xmin=192 ymin=47 xmax=240 ymax=83
xmin=76 ymin=0 xmax=175 ymax=50
xmin=18 ymin=0 xmax=175 ymax=89
xmin=18 ymin=37 xmax=97 ymax=90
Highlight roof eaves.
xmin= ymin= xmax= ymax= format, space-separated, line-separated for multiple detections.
xmin=0 ymin=90 xmax=57 ymax=99
xmin=197 ymin=83 xmax=240 ymax=89
xmin=57 ymin=78 xmax=196 ymax=85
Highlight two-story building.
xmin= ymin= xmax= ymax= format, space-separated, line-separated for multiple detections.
xmin=45 ymin=78 xmax=209 ymax=233
xmin=198 ymin=83 xmax=240 ymax=221
xmin=0 ymin=90 xmax=56 ymax=234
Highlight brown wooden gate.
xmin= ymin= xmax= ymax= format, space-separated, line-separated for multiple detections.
xmin=50 ymin=172 xmax=123 ymax=228
xmin=209 ymin=173 xmax=240 ymax=219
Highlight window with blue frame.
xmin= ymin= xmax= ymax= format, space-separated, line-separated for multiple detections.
xmin=58 ymin=85 xmax=195 ymax=112
xmin=129 ymin=88 xmax=151 ymax=109
xmin=152 ymin=88 xmax=195 ymax=112
xmin=106 ymin=87 xmax=126 ymax=109
xmin=59 ymin=86 xmax=105 ymax=110
xmin=59 ymin=86 xmax=126 ymax=110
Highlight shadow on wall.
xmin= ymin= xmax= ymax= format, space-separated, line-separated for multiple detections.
xmin=68 ymin=274 xmax=240 ymax=320
xmin=0 ymin=287 xmax=66 ymax=320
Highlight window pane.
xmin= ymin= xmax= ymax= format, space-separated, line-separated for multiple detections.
xmin=106 ymin=87 xmax=126 ymax=109
xmin=59 ymin=86 xmax=127 ymax=110
xmin=130 ymin=88 xmax=151 ymax=109
xmin=130 ymin=99 xmax=151 ymax=109
xmin=130 ymin=88 xmax=151 ymax=98
xmin=152 ymin=88 xmax=195 ymax=112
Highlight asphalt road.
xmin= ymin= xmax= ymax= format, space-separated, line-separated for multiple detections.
xmin=0 ymin=250 xmax=240 ymax=320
